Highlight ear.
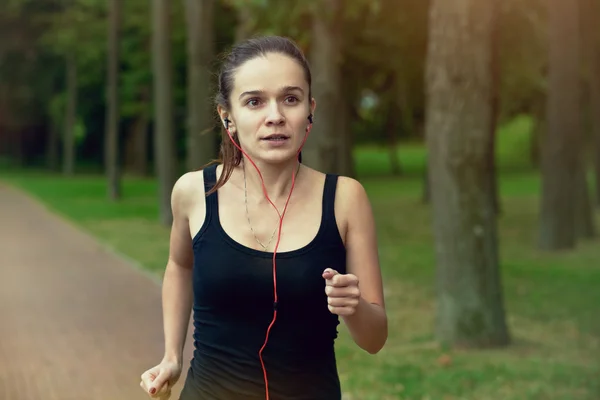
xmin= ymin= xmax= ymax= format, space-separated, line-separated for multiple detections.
xmin=310 ymin=97 xmax=316 ymax=118
xmin=217 ymin=105 xmax=235 ymax=132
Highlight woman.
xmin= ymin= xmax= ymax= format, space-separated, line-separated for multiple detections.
xmin=140 ymin=35 xmax=387 ymax=400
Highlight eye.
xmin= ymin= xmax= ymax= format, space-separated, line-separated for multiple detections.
xmin=284 ymin=96 xmax=299 ymax=104
xmin=245 ymin=98 xmax=261 ymax=108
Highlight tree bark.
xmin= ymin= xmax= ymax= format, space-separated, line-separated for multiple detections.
xmin=105 ymin=0 xmax=121 ymax=200
xmin=305 ymin=0 xmax=342 ymax=173
xmin=126 ymin=86 xmax=150 ymax=176
xmin=586 ymin=0 xmax=600 ymax=207
xmin=576 ymin=0 xmax=597 ymax=237
xmin=425 ymin=0 xmax=510 ymax=348
xmin=184 ymin=0 xmax=216 ymax=171
xmin=489 ymin=0 xmax=501 ymax=215
xmin=538 ymin=0 xmax=580 ymax=250
xmin=152 ymin=0 xmax=178 ymax=226
xmin=336 ymin=84 xmax=355 ymax=177
xmin=63 ymin=52 xmax=77 ymax=176
xmin=124 ymin=108 xmax=150 ymax=176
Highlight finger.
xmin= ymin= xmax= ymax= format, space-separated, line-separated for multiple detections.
xmin=155 ymin=383 xmax=170 ymax=397
xmin=149 ymin=371 xmax=170 ymax=397
xmin=140 ymin=371 xmax=157 ymax=394
xmin=158 ymin=387 xmax=172 ymax=400
xmin=322 ymin=268 xmax=339 ymax=281
xmin=325 ymin=285 xmax=360 ymax=298
xmin=327 ymin=305 xmax=356 ymax=316
xmin=327 ymin=273 xmax=359 ymax=288
xmin=327 ymin=296 xmax=359 ymax=307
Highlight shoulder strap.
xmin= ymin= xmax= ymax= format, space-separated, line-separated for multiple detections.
xmin=203 ymin=164 xmax=219 ymax=216
xmin=322 ymin=174 xmax=339 ymax=232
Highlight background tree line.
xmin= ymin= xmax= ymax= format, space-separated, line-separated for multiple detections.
xmin=1 ymin=0 xmax=599 ymax=355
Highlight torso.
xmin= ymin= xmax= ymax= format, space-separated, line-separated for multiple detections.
xmin=179 ymin=163 xmax=349 ymax=400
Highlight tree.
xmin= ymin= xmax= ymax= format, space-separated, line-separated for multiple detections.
xmin=184 ymin=0 xmax=216 ymax=170
xmin=105 ymin=0 xmax=121 ymax=200
xmin=583 ymin=0 xmax=600 ymax=207
xmin=425 ymin=0 xmax=510 ymax=347
xmin=63 ymin=51 xmax=77 ymax=176
xmin=575 ymin=0 xmax=597 ymax=237
xmin=152 ymin=0 xmax=178 ymax=226
xmin=538 ymin=0 xmax=581 ymax=249
xmin=303 ymin=0 xmax=343 ymax=173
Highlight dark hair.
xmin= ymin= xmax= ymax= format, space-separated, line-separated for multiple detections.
xmin=204 ymin=35 xmax=312 ymax=195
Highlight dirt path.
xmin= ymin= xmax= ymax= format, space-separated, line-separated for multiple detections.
xmin=0 ymin=183 xmax=194 ymax=400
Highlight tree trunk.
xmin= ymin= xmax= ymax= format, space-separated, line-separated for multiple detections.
xmin=46 ymin=122 xmax=59 ymax=171
xmin=125 ymin=114 xmax=149 ymax=176
xmin=184 ymin=0 xmax=216 ymax=170
xmin=152 ymin=0 xmax=178 ymax=226
xmin=63 ymin=52 xmax=77 ymax=176
xmin=593 ymin=54 xmax=600 ymax=207
xmin=124 ymin=86 xmax=150 ymax=176
xmin=575 ymin=167 xmax=596 ymax=238
xmin=538 ymin=0 xmax=580 ymax=250
xmin=105 ymin=0 xmax=121 ymax=200
xmin=336 ymin=84 xmax=355 ymax=177
xmin=575 ymin=0 xmax=597 ymax=236
xmin=425 ymin=0 xmax=510 ymax=348
xmin=305 ymin=0 xmax=341 ymax=173
xmin=489 ymin=0 xmax=501 ymax=215
xmin=586 ymin=0 xmax=600 ymax=207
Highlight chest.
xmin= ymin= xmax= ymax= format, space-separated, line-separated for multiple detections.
xmin=219 ymin=186 xmax=331 ymax=253
xmin=191 ymin=234 xmax=347 ymax=318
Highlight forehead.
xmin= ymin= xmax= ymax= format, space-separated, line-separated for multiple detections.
xmin=232 ymin=52 xmax=307 ymax=95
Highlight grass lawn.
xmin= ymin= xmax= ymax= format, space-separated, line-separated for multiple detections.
xmin=3 ymin=115 xmax=600 ymax=399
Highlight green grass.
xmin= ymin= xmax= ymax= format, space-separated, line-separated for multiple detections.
xmin=3 ymin=115 xmax=600 ymax=399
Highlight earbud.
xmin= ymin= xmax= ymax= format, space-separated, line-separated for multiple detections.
xmin=223 ymin=117 xmax=231 ymax=130
xmin=307 ymin=114 xmax=313 ymax=124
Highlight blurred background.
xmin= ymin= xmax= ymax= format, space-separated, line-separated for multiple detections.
xmin=1 ymin=0 xmax=599 ymax=399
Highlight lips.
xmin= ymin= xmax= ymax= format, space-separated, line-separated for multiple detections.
xmin=261 ymin=134 xmax=290 ymax=141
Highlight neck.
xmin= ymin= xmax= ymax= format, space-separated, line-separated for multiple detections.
xmin=242 ymin=157 xmax=301 ymax=202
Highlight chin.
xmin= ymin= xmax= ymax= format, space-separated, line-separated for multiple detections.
xmin=245 ymin=146 xmax=297 ymax=165
xmin=260 ymin=150 xmax=300 ymax=165
xmin=253 ymin=140 xmax=302 ymax=164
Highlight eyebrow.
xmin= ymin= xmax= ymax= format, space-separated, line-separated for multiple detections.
xmin=238 ymin=86 xmax=304 ymax=100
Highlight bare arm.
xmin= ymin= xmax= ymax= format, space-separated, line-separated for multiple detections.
xmin=339 ymin=178 xmax=388 ymax=354
xmin=161 ymin=174 xmax=197 ymax=366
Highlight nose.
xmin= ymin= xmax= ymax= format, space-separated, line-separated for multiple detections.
xmin=265 ymin=102 xmax=285 ymax=126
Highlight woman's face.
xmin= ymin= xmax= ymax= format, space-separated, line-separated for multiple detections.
xmin=222 ymin=52 xmax=315 ymax=164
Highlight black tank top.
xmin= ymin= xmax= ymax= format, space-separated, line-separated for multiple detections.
xmin=181 ymin=164 xmax=347 ymax=400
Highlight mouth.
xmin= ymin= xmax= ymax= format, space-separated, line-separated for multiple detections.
xmin=261 ymin=133 xmax=290 ymax=142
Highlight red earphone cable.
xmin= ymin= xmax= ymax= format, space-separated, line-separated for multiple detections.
xmin=224 ymin=122 xmax=312 ymax=400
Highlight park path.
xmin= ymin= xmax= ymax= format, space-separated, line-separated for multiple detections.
xmin=0 ymin=183 xmax=195 ymax=400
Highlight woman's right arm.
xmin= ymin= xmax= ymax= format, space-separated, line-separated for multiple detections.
xmin=161 ymin=173 xmax=198 ymax=367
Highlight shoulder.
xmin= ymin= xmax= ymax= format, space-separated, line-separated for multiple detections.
xmin=336 ymin=176 xmax=368 ymax=199
xmin=171 ymin=169 xmax=206 ymax=216
xmin=335 ymin=176 xmax=371 ymax=212
xmin=324 ymin=174 xmax=373 ymax=241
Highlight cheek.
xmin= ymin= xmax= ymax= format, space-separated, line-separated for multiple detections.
xmin=235 ymin=110 xmax=263 ymax=133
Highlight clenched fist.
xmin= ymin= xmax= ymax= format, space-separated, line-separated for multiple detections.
xmin=140 ymin=359 xmax=181 ymax=400
xmin=322 ymin=268 xmax=361 ymax=316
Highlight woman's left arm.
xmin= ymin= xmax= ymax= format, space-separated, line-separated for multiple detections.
xmin=330 ymin=177 xmax=388 ymax=354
